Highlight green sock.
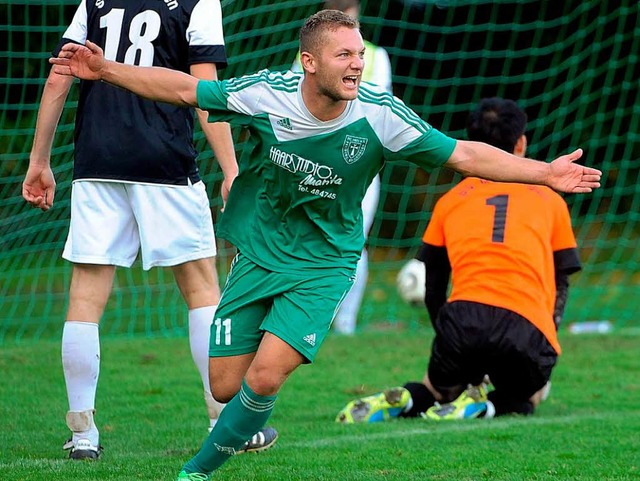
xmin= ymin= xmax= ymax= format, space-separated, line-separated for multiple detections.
xmin=183 ymin=380 xmax=277 ymax=475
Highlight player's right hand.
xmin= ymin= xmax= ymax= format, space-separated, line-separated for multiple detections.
xmin=49 ymin=40 xmax=106 ymax=81
xmin=23 ymin=165 xmax=56 ymax=211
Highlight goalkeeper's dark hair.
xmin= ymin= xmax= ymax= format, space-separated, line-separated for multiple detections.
xmin=466 ymin=97 xmax=527 ymax=154
xmin=300 ymin=10 xmax=359 ymax=56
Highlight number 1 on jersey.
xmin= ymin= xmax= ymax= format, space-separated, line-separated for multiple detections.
xmin=486 ymin=194 xmax=509 ymax=243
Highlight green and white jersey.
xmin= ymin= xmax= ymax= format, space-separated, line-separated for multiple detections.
xmin=196 ymin=70 xmax=456 ymax=274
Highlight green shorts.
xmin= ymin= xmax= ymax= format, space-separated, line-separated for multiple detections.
xmin=210 ymin=253 xmax=355 ymax=362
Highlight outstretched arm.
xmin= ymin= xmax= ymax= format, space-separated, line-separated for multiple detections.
xmin=446 ymin=140 xmax=602 ymax=194
xmin=50 ymin=41 xmax=199 ymax=107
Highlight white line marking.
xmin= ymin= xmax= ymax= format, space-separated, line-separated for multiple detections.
xmin=289 ymin=411 xmax=640 ymax=449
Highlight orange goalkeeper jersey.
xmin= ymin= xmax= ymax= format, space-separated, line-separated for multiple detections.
xmin=422 ymin=178 xmax=579 ymax=353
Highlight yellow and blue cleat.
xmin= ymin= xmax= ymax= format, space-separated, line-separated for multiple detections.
xmin=336 ymin=387 xmax=411 ymax=423
xmin=424 ymin=384 xmax=489 ymax=420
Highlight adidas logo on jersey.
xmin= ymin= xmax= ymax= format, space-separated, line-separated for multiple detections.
xmin=303 ymin=333 xmax=316 ymax=347
xmin=277 ymin=117 xmax=294 ymax=130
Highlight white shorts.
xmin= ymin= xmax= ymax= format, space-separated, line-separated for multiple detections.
xmin=63 ymin=180 xmax=216 ymax=270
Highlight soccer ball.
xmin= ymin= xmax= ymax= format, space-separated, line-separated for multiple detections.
xmin=396 ymin=259 xmax=426 ymax=305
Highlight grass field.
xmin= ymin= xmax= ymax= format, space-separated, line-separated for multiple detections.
xmin=1 ymin=329 xmax=639 ymax=481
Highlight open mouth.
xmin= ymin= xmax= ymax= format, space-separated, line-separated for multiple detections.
xmin=343 ymin=75 xmax=359 ymax=87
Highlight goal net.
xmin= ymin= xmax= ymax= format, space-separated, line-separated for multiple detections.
xmin=1 ymin=0 xmax=637 ymax=342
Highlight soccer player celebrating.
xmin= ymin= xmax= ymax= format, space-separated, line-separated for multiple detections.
xmin=336 ymin=98 xmax=582 ymax=423
xmin=50 ymin=10 xmax=601 ymax=480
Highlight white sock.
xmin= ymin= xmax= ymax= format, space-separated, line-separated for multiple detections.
xmin=189 ymin=305 xmax=225 ymax=428
xmin=62 ymin=321 xmax=100 ymax=445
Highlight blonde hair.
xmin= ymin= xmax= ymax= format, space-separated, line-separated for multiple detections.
xmin=299 ymin=9 xmax=359 ymax=56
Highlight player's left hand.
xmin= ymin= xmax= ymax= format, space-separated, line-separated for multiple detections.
xmin=547 ymin=149 xmax=602 ymax=193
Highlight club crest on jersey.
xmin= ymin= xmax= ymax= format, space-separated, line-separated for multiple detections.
xmin=342 ymin=135 xmax=368 ymax=164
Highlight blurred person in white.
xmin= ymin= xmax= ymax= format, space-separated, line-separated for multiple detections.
xmin=292 ymin=0 xmax=392 ymax=335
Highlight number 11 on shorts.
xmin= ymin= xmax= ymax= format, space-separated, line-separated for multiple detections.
xmin=214 ymin=318 xmax=231 ymax=345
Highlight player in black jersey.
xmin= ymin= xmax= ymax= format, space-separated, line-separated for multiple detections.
xmin=22 ymin=0 xmax=276 ymax=460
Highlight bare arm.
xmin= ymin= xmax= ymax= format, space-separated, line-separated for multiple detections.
xmin=190 ymin=63 xmax=238 ymax=205
xmin=50 ymin=41 xmax=199 ymax=107
xmin=446 ymin=140 xmax=602 ymax=194
xmin=23 ymin=68 xmax=74 ymax=211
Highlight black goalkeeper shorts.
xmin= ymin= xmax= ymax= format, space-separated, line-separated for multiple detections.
xmin=428 ymin=300 xmax=557 ymax=402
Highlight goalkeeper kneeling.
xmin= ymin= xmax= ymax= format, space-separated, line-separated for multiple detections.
xmin=337 ymin=98 xmax=582 ymax=423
